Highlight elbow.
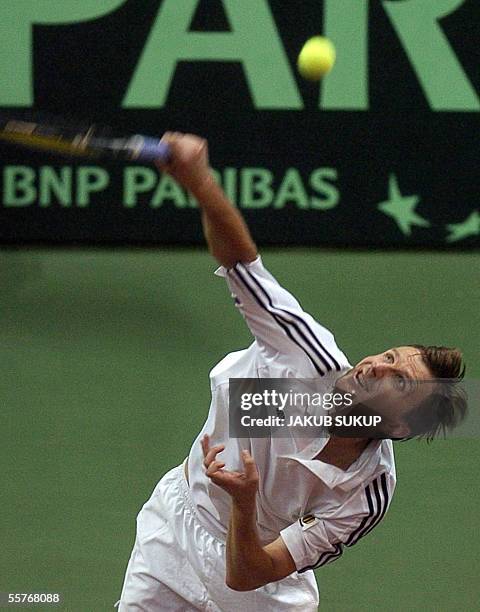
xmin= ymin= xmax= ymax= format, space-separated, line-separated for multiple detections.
xmin=226 ymin=579 xmax=257 ymax=592
xmin=225 ymin=579 xmax=249 ymax=592
xmin=225 ymin=574 xmax=266 ymax=592
xmin=225 ymin=574 xmax=250 ymax=591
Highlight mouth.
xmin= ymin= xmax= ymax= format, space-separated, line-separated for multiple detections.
xmin=354 ymin=370 xmax=368 ymax=392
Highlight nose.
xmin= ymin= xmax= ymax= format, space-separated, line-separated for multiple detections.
xmin=370 ymin=362 xmax=393 ymax=378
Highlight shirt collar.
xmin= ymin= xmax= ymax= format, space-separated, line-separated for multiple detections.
xmin=284 ymin=437 xmax=385 ymax=491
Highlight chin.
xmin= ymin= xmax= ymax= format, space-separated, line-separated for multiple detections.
xmin=333 ymin=369 xmax=355 ymax=394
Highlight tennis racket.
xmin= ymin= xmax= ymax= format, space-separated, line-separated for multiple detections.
xmin=0 ymin=114 xmax=171 ymax=163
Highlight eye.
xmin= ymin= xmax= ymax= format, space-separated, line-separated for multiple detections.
xmin=385 ymin=352 xmax=394 ymax=363
xmin=395 ymin=375 xmax=406 ymax=392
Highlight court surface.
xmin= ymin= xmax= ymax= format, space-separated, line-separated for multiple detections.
xmin=1 ymin=248 xmax=478 ymax=611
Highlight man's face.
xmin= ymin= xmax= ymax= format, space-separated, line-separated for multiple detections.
xmin=335 ymin=346 xmax=435 ymax=437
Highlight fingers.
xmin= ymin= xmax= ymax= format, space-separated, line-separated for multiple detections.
xmin=200 ymin=436 xmax=258 ymax=489
xmin=241 ymin=449 xmax=259 ymax=482
xmin=156 ymin=133 xmax=174 ymax=171
xmin=201 ymin=434 xmax=225 ymax=467
xmin=155 ymin=132 xmax=210 ymax=193
xmin=204 ymin=445 xmax=225 ymax=467
xmin=160 ymin=131 xmax=184 ymax=150
xmin=156 ymin=131 xmax=176 ymax=167
xmin=206 ymin=460 xmax=226 ymax=477
xmin=201 ymin=434 xmax=226 ymax=479
xmin=158 ymin=132 xmax=207 ymax=159
xmin=200 ymin=433 xmax=210 ymax=457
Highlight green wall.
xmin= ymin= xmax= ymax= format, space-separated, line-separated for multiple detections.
xmin=1 ymin=248 xmax=478 ymax=610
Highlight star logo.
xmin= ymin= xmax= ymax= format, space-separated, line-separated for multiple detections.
xmin=446 ymin=211 xmax=480 ymax=243
xmin=377 ymin=174 xmax=431 ymax=236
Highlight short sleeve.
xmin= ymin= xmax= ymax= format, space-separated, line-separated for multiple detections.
xmin=216 ymin=257 xmax=348 ymax=377
xmin=280 ymin=472 xmax=394 ymax=572
xmin=280 ymin=515 xmax=346 ymax=571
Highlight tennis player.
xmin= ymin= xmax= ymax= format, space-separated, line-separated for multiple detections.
xmin=117 ymin=134 xmax=466 ymax=611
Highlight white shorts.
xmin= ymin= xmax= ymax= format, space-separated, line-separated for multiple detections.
xmin=118 ymin=464 xmax=319 ymax=611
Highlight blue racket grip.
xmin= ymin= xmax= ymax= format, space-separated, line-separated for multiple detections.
xmin=129 ymin=135 xmax=171 ymax=163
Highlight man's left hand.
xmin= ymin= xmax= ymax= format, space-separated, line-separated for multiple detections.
xmin=201 ymin=434 xmax=259 ymax=510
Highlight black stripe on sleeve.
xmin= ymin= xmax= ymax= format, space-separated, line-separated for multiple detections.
xmin=298 ymin=473 xmax=390 ymax=572
xmin=298 ymin=543 xmax=343 ymax=573
xmin=231 ymin=264 xmax=339 ymax=375
xmin=345 ymin=473 xmax=389 ymax=547
xmin=344 ymin=481 xmax=377 ymax=547
xmin=356 ymin=473 xmax=389 ymax=540
xmin=230 ymin=266 xmax=326 ymax=375
xmin=241 ymin=264 xmax=341 ymax=372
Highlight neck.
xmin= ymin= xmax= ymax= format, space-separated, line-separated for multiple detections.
xmin=315 ymin=436 xmax=371 ymax=471
xmin=331 ymin=435 xmax=371 ymax=450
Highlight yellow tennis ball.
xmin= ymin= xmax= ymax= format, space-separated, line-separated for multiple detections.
xmin=297 ymin=36 xmax=336 ymax=81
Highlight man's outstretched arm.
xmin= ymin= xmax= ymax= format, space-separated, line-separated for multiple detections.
xmin=156 ymin=132 xmax=257 ymax=268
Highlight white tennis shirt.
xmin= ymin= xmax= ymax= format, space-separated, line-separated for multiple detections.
xmin=187 ymin=256 xmax=396 ymax=572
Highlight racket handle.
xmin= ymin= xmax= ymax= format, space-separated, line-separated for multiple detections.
xmin=126 ymin=135 xmax=171 ymax=163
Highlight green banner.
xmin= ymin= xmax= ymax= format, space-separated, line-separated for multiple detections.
xmin=0 ymin=0 xmax=478 ymax=246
